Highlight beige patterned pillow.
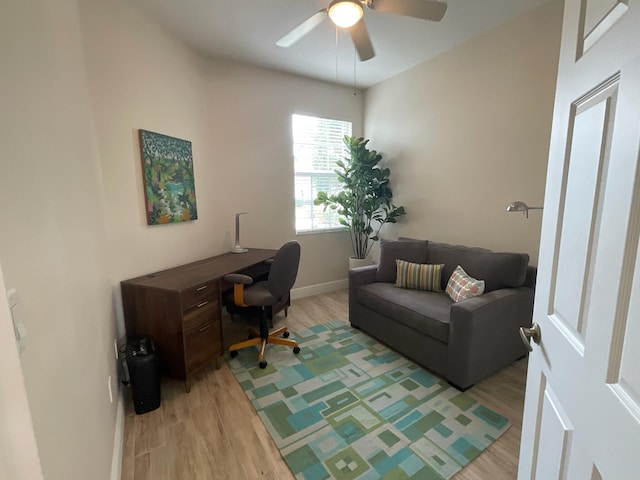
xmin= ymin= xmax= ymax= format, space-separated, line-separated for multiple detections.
xmin=395 ymin=260 xmax=444 ymax=291
xmin=446 ymin=265 xmax=485 ymax=302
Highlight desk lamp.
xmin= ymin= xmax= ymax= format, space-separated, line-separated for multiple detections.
xmin=232 ymin=212 xmax=248 ymax=253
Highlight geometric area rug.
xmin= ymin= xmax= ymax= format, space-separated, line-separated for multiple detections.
xmin=228 ymin=321 xmax=510 ymax=480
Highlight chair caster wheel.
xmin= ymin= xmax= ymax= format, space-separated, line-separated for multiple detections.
xmin=259 ymin=361 xmax=268 ymax=369
xmin=230 ymin=350 xmax=238 ymax=358
xmin=293 ymin=347 xmax=300 ymax=354
xmin=283 ymin=331 xmax=290 ymax=338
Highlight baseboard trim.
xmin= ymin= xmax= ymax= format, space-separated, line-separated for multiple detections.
xmin=110 ymin=387 xmax=125 ymax=480
xmin=291 ymin=279 xmax=348 ymax=300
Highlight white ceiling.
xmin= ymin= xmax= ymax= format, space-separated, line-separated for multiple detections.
xmin=128 ymin=0 xmax=551 ymax=88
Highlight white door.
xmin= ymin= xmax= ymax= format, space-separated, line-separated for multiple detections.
xmin=518 ymin=0 xmax=640 ymax=478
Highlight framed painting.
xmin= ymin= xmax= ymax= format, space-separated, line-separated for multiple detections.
xmin=138 ymin=129 xmax=198 ymax=225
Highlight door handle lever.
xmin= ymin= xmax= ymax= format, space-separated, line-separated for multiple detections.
xmin=519 ymin=323 xmax=541 ymax=352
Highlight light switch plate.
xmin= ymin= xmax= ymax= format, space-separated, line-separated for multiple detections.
xmin=6 ymin=287 xmax=26 ymax=352
xmin=6 ymin=288 xmax=17 ymax=307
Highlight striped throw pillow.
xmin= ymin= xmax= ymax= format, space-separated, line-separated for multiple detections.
xmin=446 ymin=265 xmax=485 ymax=302
xmin=394 ymin=260 xmax=444 ymax=291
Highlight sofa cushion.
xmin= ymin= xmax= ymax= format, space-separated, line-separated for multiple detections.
xmin=376 ymin=239 xmax=429 ymax=282
xmin=395 ymin=260 xmax=444 ymax=291
xmin=357 ymin=282 xmax=452 ymax=343
xmin=426 ymin=242 xmax=529 ymax=292
xmin=446 ymin=265 xmax=485 ymax=302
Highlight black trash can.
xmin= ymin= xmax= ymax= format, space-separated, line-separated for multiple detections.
xmin=124 ymin=338 xmax=161 ymax=414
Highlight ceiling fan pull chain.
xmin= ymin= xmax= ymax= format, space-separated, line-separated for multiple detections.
xmin=335 ymin=24 xmax=341 ymax=85
xmin=353 ymin=45 xmax=357 ymax=95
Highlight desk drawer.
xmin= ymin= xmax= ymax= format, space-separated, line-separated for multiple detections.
xmin=184 ymin=301 xmax=219 ymax=334
xmin=181 ymin=280 xmax=219 ymax=312
xmin=185 ymin=319 xmax=221 ymax=374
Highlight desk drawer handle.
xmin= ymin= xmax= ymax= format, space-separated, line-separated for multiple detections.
xmin=196 ymin=301 xmax=209 ymax=308
xmin=199 ymin=323 xmax=212 ymax=332
xmin=196 ymin=285 xmax=208 ymax=292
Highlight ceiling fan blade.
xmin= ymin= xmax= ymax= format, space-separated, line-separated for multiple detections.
xmin=350 ymin=19 xmax=375 ymax=61
xmin=372 ymin=0 xmax=447 ymax=22
xmin=276 ymin=10 xmax=327 ymax=47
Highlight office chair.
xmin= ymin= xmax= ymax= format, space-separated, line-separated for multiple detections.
xmin=225 ymin=240 xmax=301 ymax=368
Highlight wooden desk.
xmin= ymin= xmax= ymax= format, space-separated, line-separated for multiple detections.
xmin=121 ymin=248 xmax=277 ymax=391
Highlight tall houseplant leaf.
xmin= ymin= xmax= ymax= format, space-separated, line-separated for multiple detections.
xmin=314 ymin=136 xmax=406 ymax=259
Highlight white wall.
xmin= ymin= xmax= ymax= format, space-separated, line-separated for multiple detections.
xmin=0 ymin=1 xmax=118 ymax=479
xmin=364 ymin=0 xmax=563 ymax=266
xmin=78 ymin=0 xmax=362 ymax=327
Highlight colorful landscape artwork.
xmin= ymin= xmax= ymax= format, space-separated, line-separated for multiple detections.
xmin=139 ymin=129 xmax=198 ymax=225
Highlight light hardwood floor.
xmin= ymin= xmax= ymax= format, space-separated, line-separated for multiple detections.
xmin=120 ymin=289 xmax=527 ymax=480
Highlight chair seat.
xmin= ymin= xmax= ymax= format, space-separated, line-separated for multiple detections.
xmin=243 ymin=281 xmax=279 ymax=306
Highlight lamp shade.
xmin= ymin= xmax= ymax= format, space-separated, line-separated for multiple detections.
xmin=328 ymin=0 xmax=364 ymax=28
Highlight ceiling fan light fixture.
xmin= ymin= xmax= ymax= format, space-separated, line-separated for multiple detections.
xmin=328 ymin=0 xmax=364 ymax=28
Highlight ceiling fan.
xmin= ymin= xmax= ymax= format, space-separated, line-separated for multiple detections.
xmin=275 ymin=0 xmax=448 ymax=62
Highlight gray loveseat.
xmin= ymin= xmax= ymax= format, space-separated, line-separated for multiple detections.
xmin=349 ymin=238 xmax=535 ymax=390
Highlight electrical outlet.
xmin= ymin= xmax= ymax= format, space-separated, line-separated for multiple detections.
xmin=108 ymin=375 xmax=113 ymax=403
xmin=114 ymin=339 xmax=119 ymax=360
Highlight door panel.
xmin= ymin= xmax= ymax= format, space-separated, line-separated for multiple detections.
xmin=551 ymin=80 xmax=617 ymax=345
xmin=616 ymin=247 xmax=640 ymax=410
xmin=606 ymin=110 xmax=640 ymax=409
xmin=579 ymin=0 xmax=629 ymax=56
xmin=530 ymin=377 xmax=574 ymax=480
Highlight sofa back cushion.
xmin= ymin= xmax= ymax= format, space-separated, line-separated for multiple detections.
xmin=376 ymin=239 xmax=429 ymax=282
xmin=426 ymin=242 xmax=529 ymax=292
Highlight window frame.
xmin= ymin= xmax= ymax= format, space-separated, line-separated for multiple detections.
xmin=291 ymin=113 xmax=353 ymax=234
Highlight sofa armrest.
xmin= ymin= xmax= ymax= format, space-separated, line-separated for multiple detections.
xmin=524 ymin=266 xmax=537 ymax=290
xmin=348 ymin=265 xmax=379 ymax=325
xmin=349 ymin=265 xmax=378 ymax=297
xmin=447 ymin=287 xmax=534 ymax=389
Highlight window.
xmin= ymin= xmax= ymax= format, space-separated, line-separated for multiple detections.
xmin=292 ymin=114 xmax=352 ymax=233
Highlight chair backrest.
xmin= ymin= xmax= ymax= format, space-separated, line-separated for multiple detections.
xmin=267 ymin=241 xmax=301 ymax=299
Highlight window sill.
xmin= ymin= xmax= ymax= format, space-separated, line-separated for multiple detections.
xmin=295 ymin=227 xmax=349 ymax=236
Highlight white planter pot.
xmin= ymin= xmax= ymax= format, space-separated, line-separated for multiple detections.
xmin=349 ymin=256 xmax=375 ymax=269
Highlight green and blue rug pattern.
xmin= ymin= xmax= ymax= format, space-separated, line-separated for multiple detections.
xmin=228 ymin=321 xmax=510 ymax=480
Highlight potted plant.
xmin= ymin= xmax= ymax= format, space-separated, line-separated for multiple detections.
xmin=314 ymin=136 xmax=406 ymax=266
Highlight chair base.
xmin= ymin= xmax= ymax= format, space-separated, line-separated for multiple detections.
xmin=228 ymin=325 xmax=300 ymax=368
